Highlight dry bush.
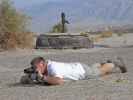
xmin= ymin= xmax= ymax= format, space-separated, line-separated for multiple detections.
xmin=116 ymin=32 xmax=124 ymax=37
xmin=16 ymin=32 xmax=34 ymax=49
xmin=0 ymin=0 xmax=33 ymax=50
xmin=80 ymin=32 xmax=89 ymax=37
xmin=0 ymin=32 xmax=34 ymax=50
xmin=100 ymin=31 xmax=113 ymax=38
xmin=93 ymin=36 xmax=104 ymax=42
xmin=93 ymin=31 xmax=113 ymax=42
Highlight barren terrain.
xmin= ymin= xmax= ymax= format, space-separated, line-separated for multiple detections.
xmin=0 ymin=34 xmax=133 ymax=100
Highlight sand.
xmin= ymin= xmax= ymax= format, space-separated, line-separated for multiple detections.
xmin=0 ymin=33 xmax=133 ymax=100
xmin=95 ymin=33 xmax=133 ymax=47
xmin=0 ymin=47 xmax=133 ymax=100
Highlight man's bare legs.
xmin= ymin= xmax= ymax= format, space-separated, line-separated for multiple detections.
xmin=99 ymin=63 xmax=115 ymax=75
xmin=99 ymin=57 xmax=127 ymax=76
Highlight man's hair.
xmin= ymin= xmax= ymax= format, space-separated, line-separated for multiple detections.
xmin=30 ymin=57 xmax=45 ymax=66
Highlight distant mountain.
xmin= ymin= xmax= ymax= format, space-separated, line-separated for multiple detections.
xmin=12 ymin=0 xmax=133 ymax=33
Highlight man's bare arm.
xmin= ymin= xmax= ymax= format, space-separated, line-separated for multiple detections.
xmin=44 ymin=76 xmax=64 ymax=85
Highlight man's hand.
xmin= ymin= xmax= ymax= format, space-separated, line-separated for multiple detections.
xmin=43 ymin=76 xmax=64 ymax=85
xmin=36 ymin=71 xmax=44 ymax=82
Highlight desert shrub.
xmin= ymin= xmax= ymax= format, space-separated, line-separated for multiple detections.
xmin=51 ymin=23 xmax=62 ymax=33
xmin=0 ymin=32 xmax=34 ymax=49
xmin=0 ymin=0 xmax=33 ymax=50
xmin=100 ymin=31 xmax=113 ymax=38
xmin=15 ymin=32 xmax=34 ymax=49
xmin=50 ymin=23 xmax=67 ymax=33
xmin=93 ymin=31 xmax=113 ymax=42
xmin=80 ymin=32 xmax=88 ymax=37
xmin=50 ymin=12 xmax=69 ymax=33
xmin=116 ymin=32 xmax=124 ymax=37
xmin=93 ymin=35 xmax=103 ymax=42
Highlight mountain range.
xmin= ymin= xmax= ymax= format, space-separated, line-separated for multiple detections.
xmin=12 ymin=0 xmax=133 ymax=33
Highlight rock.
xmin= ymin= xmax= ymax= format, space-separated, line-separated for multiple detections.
xmin=36 ymin=34 xmax=93 ymax=49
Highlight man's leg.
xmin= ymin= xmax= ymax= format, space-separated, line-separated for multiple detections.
xmin=82 ymin=57 xmax=127 ymax=79
xmin=99 ymin=63 xmax=115 ymax=75
xmin=83 ymin=62 xmax=115 ymax=78
xmin=99 ymin=57 xmax=127 ymax=75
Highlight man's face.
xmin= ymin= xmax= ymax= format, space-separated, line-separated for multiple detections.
xmin=36 ymin=61 xmax=46 ymax=74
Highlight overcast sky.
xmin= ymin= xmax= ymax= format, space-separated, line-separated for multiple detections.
xmin=11 ymin=0 xmax=69 ymax=9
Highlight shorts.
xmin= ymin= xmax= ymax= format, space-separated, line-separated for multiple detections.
xmin=81 ymin=63 xmax=102 ymax=79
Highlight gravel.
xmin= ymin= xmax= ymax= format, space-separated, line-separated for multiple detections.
xmin=0 ymin=47 xmax=133 ymax=100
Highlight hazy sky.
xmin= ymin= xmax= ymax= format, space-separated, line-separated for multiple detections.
xmin=11 ymin=0 xmax=69 ymax=9
xmin=10 ymin=0 xmax=133 ymax=33
xmin=12 ymin=0 xmax=43 ymax=8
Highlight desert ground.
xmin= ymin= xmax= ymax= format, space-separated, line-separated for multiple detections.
xmin=0 ymin=33 xmax=133 ymax=100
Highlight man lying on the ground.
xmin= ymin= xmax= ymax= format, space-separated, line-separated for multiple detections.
xmin=21 ymin=56 xmax=127 ymax=85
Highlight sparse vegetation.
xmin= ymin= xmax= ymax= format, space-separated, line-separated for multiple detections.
xmin=100 ymin=31 xmax=113 ymax=38
xmin=0 ymin=0 xmax=33 ymax=50
xmin=50 ymin=23 xmax=67 ymax=33
xmin=80 ymin=32 xmax=89 ymax=37
xmin=116 ymin=32 xmax=124 ymax=37
xmin=50 ymin=12 xmax=69 ymax=33
xmin=93 ymin=31 xmax=113 ymax=42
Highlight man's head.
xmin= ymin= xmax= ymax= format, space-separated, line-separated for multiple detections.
xmin=30 ymin=57 xmax=47 ymax=74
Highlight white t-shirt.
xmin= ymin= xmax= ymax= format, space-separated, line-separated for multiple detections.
xmin=47 ymin=60 xmax=86 ymax=80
